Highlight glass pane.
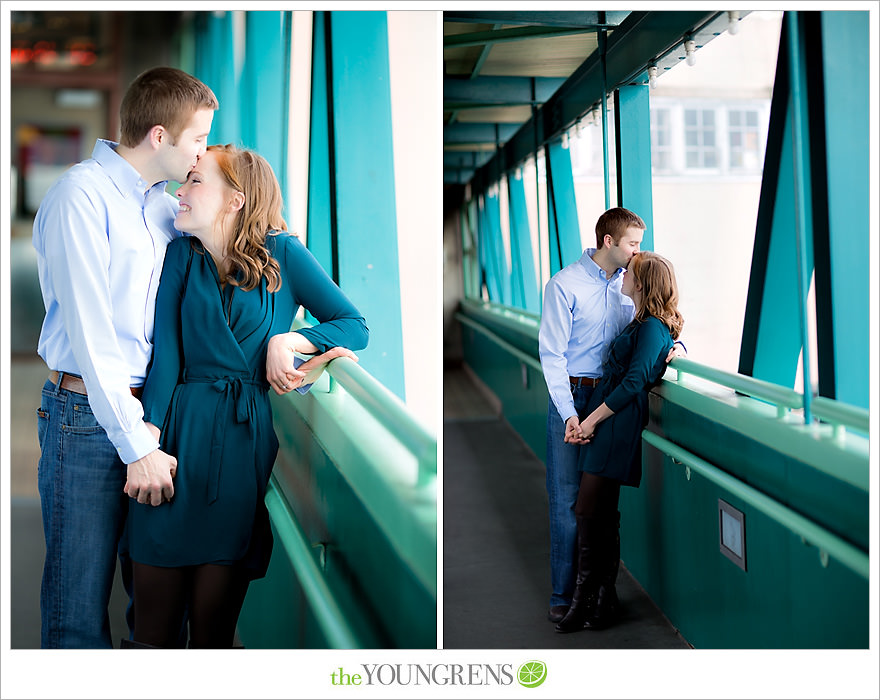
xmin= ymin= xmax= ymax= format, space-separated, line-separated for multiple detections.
xmin=648 ymin=11 xmax=783 ymax=373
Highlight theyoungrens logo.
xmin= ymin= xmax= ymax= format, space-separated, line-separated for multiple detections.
xmin=329 ymin=661 xmax=547 ymax=689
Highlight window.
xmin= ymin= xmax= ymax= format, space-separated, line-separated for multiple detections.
xmin=684 ymin=108 xmax=717 ymax=169
xmin=650 ymin=108 xmax=673 ymax=173
xmin=728 ymin=108 xmax=762 ymax=171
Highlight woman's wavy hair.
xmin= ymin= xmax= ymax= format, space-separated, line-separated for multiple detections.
xmin=208 ymin=144 xmax=285 ymax=292
xmin=627 ymin=251 xmax=684 ymax=339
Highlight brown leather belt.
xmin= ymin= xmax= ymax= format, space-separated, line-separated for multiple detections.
xmin=49 ymin=370 xmax=143 ymax=400
xmin=569 ymin=376 xmax=602 ymax=388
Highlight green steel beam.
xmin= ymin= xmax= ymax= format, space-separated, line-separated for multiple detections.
xmin=307 ymin=11 xmax=334 ymax=279
xmin=785 ymin=11 xmax=815 ymax=423
xmin=309 ymin=11 xmax=405 ymax=399
xmin=506 ymin=172 xmax=540 ymax=313
xmin=545 ymin=138 xmax=582 ymax=274
xmin=739 ymin=13 xmax=813 ymax=390
xmin=483 ymin=189 xmax=510 ymax=304
xmin=241 ymin=11 xmax=290 ymax=216
xmin=614 ymin=83 xmax=654 ymax=249
xmin=739 ymin=10 xmax=868 ymax=411
xmin=194 ymin=12 xmax=240 ymax=147
xmin=463 ymin=200 xmax=480 ymax=298
xmin=815 ymin=12 xmax=869 ymax=408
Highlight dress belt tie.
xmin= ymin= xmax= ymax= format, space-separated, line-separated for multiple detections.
xmin=182 ymin=372 xmax=266 ymax=505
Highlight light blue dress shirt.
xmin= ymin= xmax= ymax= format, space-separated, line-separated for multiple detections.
xmin=538 ymin=248 xmax=635 ymax=423
xmin=33 ymin=139 xmax=180 ymax=464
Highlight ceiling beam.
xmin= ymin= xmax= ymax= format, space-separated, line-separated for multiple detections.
xmin=444 ymin=76 xmax=565 ymax=107
xmin=444 ymin=25 xmax=603 ymax=49
xmin=444 ymin=122 xmax=521 ymax=145
xmin=444 ymin=11 xmax=630 ymax=28
xmin=466 ymin=10 xmax=729 ymax=193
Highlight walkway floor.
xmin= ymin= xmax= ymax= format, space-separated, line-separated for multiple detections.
xmin=442 ymin=364 xmax=691 ymax=649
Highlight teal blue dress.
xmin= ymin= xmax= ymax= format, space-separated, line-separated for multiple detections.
xmin=126 ymin=233 xmax=368 ymax=579
xmin=578 ymin=316 xmax=673 ymax=487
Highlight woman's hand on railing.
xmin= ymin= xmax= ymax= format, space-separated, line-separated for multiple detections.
xmin=269 ymin=345 xmax=359 ymax=395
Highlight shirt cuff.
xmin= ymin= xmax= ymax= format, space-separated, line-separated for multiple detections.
xmin=113 ymin=421 xmax=161 ymax=465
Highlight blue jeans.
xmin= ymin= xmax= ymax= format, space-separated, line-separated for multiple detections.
xmin=545 ymin=386 xmax=594 ymax=608
xmin=37 ymin=376 xmax=132 ymax=648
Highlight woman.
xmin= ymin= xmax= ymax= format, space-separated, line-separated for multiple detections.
xmin=556 ymin=251 xmax=683 ymax=633
xmin=123 ymin=144 xmax=369 ymax=648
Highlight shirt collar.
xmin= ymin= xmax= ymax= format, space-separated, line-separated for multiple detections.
xmin=578 ymin=248 xmax=623 ymax=282
xmin=91 ymin=139 xmax=165 ymax=199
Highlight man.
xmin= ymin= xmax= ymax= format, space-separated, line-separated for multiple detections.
xmin=33 ymin=67 xmax=218 ymax=648
xmin=538 ymin=207 xmax=684 ymax=623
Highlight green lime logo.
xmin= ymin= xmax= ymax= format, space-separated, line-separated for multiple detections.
xmin=517 ymin=660 xmax=547 ymax=688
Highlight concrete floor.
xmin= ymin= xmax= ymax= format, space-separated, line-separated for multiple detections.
xmin=442 ymin=363 xmax=691 ymax=649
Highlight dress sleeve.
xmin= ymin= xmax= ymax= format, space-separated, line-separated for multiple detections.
xmin=604 ymin=317 xmax=673 ymax=414
xmin=141 ymin=238 xmax=189 ymax=431
xmin=277 ymin=234 xmax=369 ymax=352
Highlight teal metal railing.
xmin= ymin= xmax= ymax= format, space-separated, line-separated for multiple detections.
xmin=641 ymin=430 xmax=869 ymax=580
xmin=669 ymin=356 xmax=869 ymax=435
xmin=264 ymin=475 xmax=361 ymax=648
xmin=455 ymin=312 xmax=542 ymax=373
xmin=324 ymin=356 xmax=437 ymax=486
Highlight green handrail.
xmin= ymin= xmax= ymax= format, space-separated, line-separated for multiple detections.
xmin=459 ymin=298 xmax=541 ymax=336
xmin=324 ymin=357 xmax=437 ymax=484
xmin=669 ymin=356 xmax=803 ymax=414
xmin=455 ymin=311 xmax=543 ymax=373
xmin=642 ymin=430 xmax=869 ymax=580
xmin=810 ymin=396 xmax=869 ymax=436
xmin=264 ymin=475 xmax=361 ymax=648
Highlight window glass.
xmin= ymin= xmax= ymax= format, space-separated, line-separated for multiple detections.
xmin=648 ymin=11 xmax=782 ymax=373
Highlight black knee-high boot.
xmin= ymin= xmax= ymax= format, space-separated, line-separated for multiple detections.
xmin=555 ymin=515 xmax=602 ymax=633
xmin=584 ymin=510 xmax=620 ymax=630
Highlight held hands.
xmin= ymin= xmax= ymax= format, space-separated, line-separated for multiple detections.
xmin=124 ymin=447 xmax=177 ymax=506
xmin=564 ymin=415 xmax=595 ymax=445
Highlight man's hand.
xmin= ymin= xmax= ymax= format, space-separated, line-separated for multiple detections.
xmin=564 ymin=416 xmax=588 ymax=444
xmin=124 ymin=449 xmax=177 ymax=506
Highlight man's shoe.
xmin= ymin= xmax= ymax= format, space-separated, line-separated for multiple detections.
xmin=548 ymin=605 xmax=569 ymax=623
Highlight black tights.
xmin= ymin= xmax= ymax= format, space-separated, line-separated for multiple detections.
xmin=575 ymin=471 xmax=621 ymax=520
xmin=132 ymin=562 xmax=250 ymax=648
